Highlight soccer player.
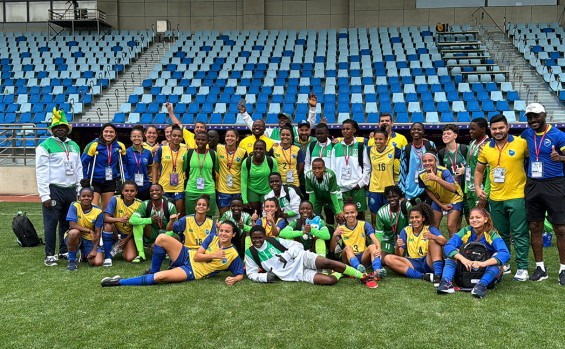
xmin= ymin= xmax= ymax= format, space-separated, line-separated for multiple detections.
xmin=367 ymin=113 xmax=408 ymax=182
xmin=245 ymin=225 xmax=377 ymax=287
xmin=129 ymin=183 xmax=177 ymax=263
xmin=419 ymin=151 xmax=464 ymax=238
xmin=279 ymin=200 xmax=330 ymax=257
xmin=241 ymin=140 xmax=279 ymax=214
xmin=375 ymin=185 xmax=411 ymax=257
xmin=264 ymin=172 xmax=301 ymax=223
xmin=383 ymin=203 xmax=446 ymax=284
xmin=166 ymin=102 xmax=207 ymax=149
xmin=81 ymin=123 xmax=126 ymax=210
xmin=520 ymin=103 xmax=565 ymax=284
xmin=152 ymin=125 xmax=187 ymax=217
xmin=102 ymin=180 xmax=142 ymax=266
xmin=464 ymin=118 xmax=490 ymax=212
xmin=125 ymin=126 xmax=153 ymax=201
xmin=183 ymin=131 xmax=219 ymax=216
xmin=329 ymin=198 xmax=386 ymax=278
xmin=475 ymin=114 xmax=530 ymax=281
xmin=168 ymin=194 xmax=216 ymax=250
xmin=437 ymin=208 xmax=510 ymax=298
xmin=294 ymin=120 xmax=316 ymax=193
xmin=219 ymin=197 xmax=253 ymax=255
xmin=270 ymin=126 xmax=304 ymax=187
xmin=399 ymin=122 xmax=435 ymax=205
xmin=365 ymin=126 xmax=402 ymax=227
xmin=438 ymin=124 xmax=467 ymax=189
xmin=216 ymin=128 xmax=247 ymax=217
xmin=239 ymin=119 xmax=275 ymax=154
xmin=143 ymin=125 xmax=160 ymax=182
xmin=330 ymin=119 xmax=369 ymax=218
xmin=255 ymin=198 xmax=286 ymax=237
xmin=304 ymin=122 xmax=333 ymax=172
xmin=101 ymin=221 xmax=243 ymax=287
xmin=207 ymin=129 xmax=219 ymax=151
xmin=305 ymin=158 xmax=344 ymax=225
xmin=161 ymin=124 xmax=173 ymax=146
xmin=65 ymin=187 xmax=104 ymax=271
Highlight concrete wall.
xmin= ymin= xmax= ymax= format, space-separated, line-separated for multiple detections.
xmin=0 ymin=167 xmax=38 ymax=195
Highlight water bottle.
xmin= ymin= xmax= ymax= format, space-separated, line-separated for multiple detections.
xmin=543 ymin=232 xmax=553 ymax=248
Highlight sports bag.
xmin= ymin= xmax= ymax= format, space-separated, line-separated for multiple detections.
xmin=13 ymin=213 xmax=43 ymax=247
xmin=454 ymin=241 xmax=493 ymax=289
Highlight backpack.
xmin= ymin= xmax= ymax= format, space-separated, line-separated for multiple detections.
xmin=245 ymin=155 xmax=276 ymax=176
xmin=145 ymin=198 xmax=175 ymax=222
xmin=282 ymin=184 xmax=305 ymax=201
xmin=404 ymin=140 xmax=434 ymax=161
xmin=248 ymin=237 xmax=288 ymax=272
xmin=454 ymin=241 xmax=493 ymax=289
xmin=12 ymin=213 xmax=43 ymax=247
xmin=185 ymin=149 xmax=217 ymax=184
xmin=438 ymin=144 xmax=469 ymax=168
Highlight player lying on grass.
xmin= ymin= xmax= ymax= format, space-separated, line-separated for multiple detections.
xmin=65 ymin=187 xmax=104 ymax=271
xmin=279 ymin=200 xmax=330 ymax=257
xmin=383 ymin=203 xmax=447 ymax=285
xmin=219 ymin=197 xmax=253 ymax=256
xmin=245 ymin=226 xmax=377 ymax=287
xmin=101 ymin=221 xmax=244 ymax=287
xmin=329 ymin=198 xmax=386 ymax=279
xmin=102 ymin=180 xmax=142 ymax=266
xmin=437 ymin=208 xmax=510 ymax=298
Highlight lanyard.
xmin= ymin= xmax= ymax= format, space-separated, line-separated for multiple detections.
xmin=106 ymin=145 xmax=112 ymax=166
xmin=468 ymin=136 xmax=487 ymax=163
xmin=281 ymin=146 xmax=293 ymax=167
xmin=55 ymin=139 xmax=70 ymax=160
xmin=132 ymin=149 xmax=142 ymax=173
xmin=495 ymin=138 xmax=509 ymax=167
xmin=169 ymin=146 xmax=180 ymax=172
xmin=446 ymin=144 xmax=459 ymax=174
xmin=413 ymin=141 xmax=424 ymax=169
xmin=197 ymin=149 xmax=208 ymax=176
xmin=152 ymin=200 xmax=163 ymax=229
xmin=318 ymin=140 xmax=328 ymax=158
xmin=298 ymin=139 xmax=309 ymax=154
xmin=343 ymin=139 xmax=356 ymax=166
xmin=226 ymin=148 xmax=236 ymax=172
xmin=533 ymin=126 xmax=549 ymax=161
xmin=389 ymin=205 xmax=401 ymax=236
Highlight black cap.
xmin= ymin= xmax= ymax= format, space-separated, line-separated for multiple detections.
xmin=297 ymin=120 xmax=310 ymax=128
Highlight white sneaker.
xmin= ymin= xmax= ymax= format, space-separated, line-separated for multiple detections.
xmin=503 ymin=264 xmax=511 ymax=274
xmin=103 ymin=258 xmax=112 ymax=267
xmin=514 ymin=269 xmax=529 ymax=281
xmin=44 ymin=255 xmax=57 ymax=267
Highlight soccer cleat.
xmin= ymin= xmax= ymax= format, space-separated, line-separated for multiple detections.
xmin=529 ymin=266 xmax=548 ymax=282
xmin=420 ymin=273 xmax=434 ymax=283
xmin=436 ymin=280 xmax=455 ymax=294
xmin=131 ymin=255 xmax=145 ymax=264
xmin=57 ymin=252 xmax=69 ymax=260
xmin=514 ymin=269 xmax=529 ymax=281
xmin=356 ymin=264 xmax=366 ymax=274
xmin=44 ymin=255 xmax=57 ymax=267
xmin=375 ymin=268 xmax=387 ymax=279
xmin=101 ymin=275 xmax=122 ymax=287
xmin=559 ymin=270 xmax=565 ymax=286
xmin=103 ymin=258 xmax=112 ymax=267
xmin=503 ymin=264 xmax=511 ymax=275
xmin=471 ymin=283 xmax=487 ymax=299
xmin=360 ymin=275 xmax=378 ymax=288
xmin=67 ymin=260 xmax=77 ymax=271
xmin=110 ymin=240 xmax=123 ymax=257
xmin=433 ymin=274 xmax=442 ymax=287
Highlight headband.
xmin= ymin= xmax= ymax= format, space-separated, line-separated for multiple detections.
xmin=343 ymin=204 xmax=357 ymax=210
xmin=470 ymin=208 xmax=488 ymax=217
xmin=79 ymin=187 xmax=94 ymax=194
xmin=423 ymin=152 xmax=439 ymax=162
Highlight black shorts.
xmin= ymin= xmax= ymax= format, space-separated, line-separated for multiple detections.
xmin=525 ymin=177 xmax=565 ymax=224
xmin=91 ymin=180 xmax=117 ymax=194
xmin=136 ymin=187 xmax=151 ymax=201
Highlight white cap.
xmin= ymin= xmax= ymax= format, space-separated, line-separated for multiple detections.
xmin=525 ymin=103 xmax=546 ymax=115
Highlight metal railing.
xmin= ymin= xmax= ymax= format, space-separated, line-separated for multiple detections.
xmin=0 ymin=124 xmax=50 ymax=166
xmin=48 ymin=8 xmax=106 ymax=21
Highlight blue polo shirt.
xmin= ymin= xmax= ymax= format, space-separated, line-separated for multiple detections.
xmin=125 ymin=146 xmax=153 ymax=191
xmin=520 ymin=125 xmax=565 ymax=179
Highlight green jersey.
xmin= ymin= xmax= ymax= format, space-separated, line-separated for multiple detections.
xmin=184 ymin=149 xmax=219 ymax=194
xmin=240 ymin=155 xmax=279 ymax=204
xmin=375 ymin=202 xmax=411 ymax=253
xmin=305 ymin=169 xmax=343 ymax=214
xmin=131 ymin=199 xmax=178 ymax=234
xmin=220 ymin=210 xmax=253 ymax=235
xmin=465 ymin=137 xmax=491 ymax=193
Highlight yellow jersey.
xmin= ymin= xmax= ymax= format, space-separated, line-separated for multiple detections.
xmin=65 ymin=202 xmax=104 ymax=240
xmin=173 ymin=215 xmax=216 ymax=250
xmin=104 ymin=196 xmax=142 ymax=235
xmin=188 ymin=234 xmax=244 ymax=279
xmin=154 ymin=145 xmax=188 ymax=193
xmin=338 ymin=220 xmax=375 ymax=254
xmin=240 ymin=134 xmax=275 ymax=155
xmin=143 ymin=142 xmax=160 ymax=181
xmin=417 ymin=165 xmax=464 ymax=204
xmin=368 ymin=132 xmax=408 ymax=181
xmin=399 ymin=225 xmax=442 ymax=259
xmin=256 ymin=218 xmax=286 ymax=237
xmin=367 ymin=144 xmax=402 ymax=192
xmin=216 ymin=144 xmax=247 ymax=194
xmin=270 ymin=145 xmax=304 ymax=186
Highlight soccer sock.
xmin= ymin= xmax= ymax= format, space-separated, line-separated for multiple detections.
xmin=331 ymin=272 xmax=342 ymax=281
xmin=479 ymin=265 xmax=499 ymax=287
xmin=102 ymin=232 xmax=113 ymax=259
xmin=536 ymin=261 xmax=546 ymax=271
xmin=349 ymin=256 xmax=360 ymax=269
xmin=442 ymin=259 xmax=457 ymax=282
xmin=245 ymin=235 xmax=251 ymax=251
xmin=118 ymin=274 xmax=156 ymax=286
xmin=150 ymin=244 xmax=167 ymax=273
xmin=132 ymin=225 xmax=146 ymax=259
xmin=68 ymin=250 xmax=77 ymax=262
xmin=343 ymin=265 xmax=364 ymax=279
xmin=433 ymin=260 xmax=444 ymax=276
xmin=372 ymin=257 xmax=382 ymax=271
xmin=315 ymin=239 xmax=326 ymax=257
xmin=406 ymin=267 xmax=423 ymax=279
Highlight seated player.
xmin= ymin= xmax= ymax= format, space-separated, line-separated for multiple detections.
xmin=129 ymin=183 xmax=177 ymax=263
xmin=245 ymin=226 xmax=377 ymax=287
xmin=168 ymin=194 xmax=216 ymax=250
xmin=437 ymin=208 xmax=510 ymax=298
xmin=101 ymin=221 xmax=244 ymax=287
xmin=279 ymin=201 xmax=330 ymax=257
xmin=383 ymin=203 xmax=447 ymax=285
xmin=264 ymin=172 xmax=301 ymax=223
xmin=419 ymin=151 xmax=464 ymax=238
xmin=329 ymin=198 xmax=386 ymax=279
xmin=219 ymin=197 xmax=253 ymax=255
xmin=305 ymin=158 xmax=344 ymax=226
xmin=255 ymin=198 xmax=286 ymax=237
xmin=375 ymin=185 xmax=411 ymax=258
xmin=102 ymin=180 xmax=142 ymax=266
xmin=65 ymin=187 xmax=104 ymax=271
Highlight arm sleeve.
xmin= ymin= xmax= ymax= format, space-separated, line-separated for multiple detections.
xmin=442 ymin=169 xmax=455 ymax=184
xmin=375 ymin=213 xmax=384 ymax=234
xmin=307 ymin=106 xmax=317 ymax=127
xmin=35 ymin=146 xmax=51 ymax=202
xmin=330 ymin=193 xmax=342 ymax=215
xmin=492 ymin=235 xmax=511 ymax=265
xmin=286 ymin=189 xmax=301 ymax=218
xmin=240 ymin=161 xmax=249 ymax=204
xmin=209 ymin=223 xmax=217 ymax=236
xmin=395 ymin=147 xmax=402 ymax=159
xmin=241 ymin=111 xmax=254 ymax=131
xmin=74 ymin=146 xmax=83 ymax=190
xmin=398 ymin=146 xmax=408 ymax=192
xmin=362 ymin=146 xmax=372 ymax=187
xmin=130 ymin=213 xmax=152 ymax=226
xmin=304 ymin=148 xmax=312 ymax=172
xmin=200 ymin=234 xmax=214 ymax=250
xmin=398 ymin=228 xmax=407 ymax=246
xmin=244 ymin=253 xmax=268 ymax=283
xmin=81 ymin=143 xmax=96 ymax=179
xmin=330 ymin=173 xmax=343 ymax=214
xmin=311 ymin=224 xmax=330 ymax=240
xmin=279 ymin=225 xmax=303 ymax=239
xmin=445 ymin=234 xmax=464 ymax=259
xmin=154 ymin=147 xmax=162 ymax=164
xmin=104 ymin=196 xmax=117 ymax=216
xmin=227 ymin=255 xmax=244 ymax=275
xmin=173 ymin=218 xmax=186 ymax=243
xmin=276 ymin=219 xmax=287 ymax=231
xmin=429 ymin=226 xmax=442 ymax=237
xmin=297 ymin=149 xmax=304 ymax=164
xmin=483 ymin=164 xmax=491 ymax=194
xmin=66 ymin=204 xmax=78 ymax=222
xmin=94 ymin=212 xmax=104 ymax=228
xmin=363 ymin=221 xmax=375 ymax=236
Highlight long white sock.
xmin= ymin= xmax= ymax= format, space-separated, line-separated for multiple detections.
xmin=536 ymin=261 xmax=545 ymax=271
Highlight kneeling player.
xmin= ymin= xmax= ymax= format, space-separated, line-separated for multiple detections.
xmin=279 ymin=200 xmax=330 ymax=257
xmin=375 ymin=185 xmax=411 ymax=258
xmin=101 ymin=221 xmax=244 ymax=287
xmin=305 ymin=158 xmax=344 ymax=225
xmin=245 ymin=226 xmax=375 ymax=287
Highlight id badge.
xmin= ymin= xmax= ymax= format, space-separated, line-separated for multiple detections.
xmin=493 ymin=167 xmax=506 ymax=183
xmin=531 ymin=161 xmax=543 ymax=178
xmin=415 ymin=170 xmax=421 ymax=181
xmin=226 ymin=174 xmax=233 ymax=188
xmin=170 ymin=172 xmax=179 ymax=186
xmin=286 ymin=170 xmax=295 ymax=183
xmin=196 ymin=177 xmax=205 ymax=190
xmin=465 ymin=166 xmax=472 ymax=182
xmin=65 ymin=161 xmax=74 ymax=176
xmin=105 ymin=166 xmax=113 ymax=180
xmin=341 ymin=166 xmax=352 ymax=180
xmin=134 ymin=173 xmax=144 ymax=186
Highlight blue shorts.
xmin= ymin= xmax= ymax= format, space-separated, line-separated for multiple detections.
xmin=354 ymin=252 xmax=364 ymax=261
xmin=65 ymin=235 xmax=103 ymax=258
xmin=368 ymin=192 xmax=387 ymax=214
xmin=431 ymin=201 xmax=464 ymax=213
xmin=164 ymin=191 xmax=185 ymax=202
xmin=170 ymin=245 xmax=196 ymax=281
xmin=217 ymin=192 xmax=242 ymax=209
xmin=407 ymin=256 xmax=433 ymax=274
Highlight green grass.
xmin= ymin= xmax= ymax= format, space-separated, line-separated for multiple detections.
xmin=1 ymin=202 xmax=564 ymax=348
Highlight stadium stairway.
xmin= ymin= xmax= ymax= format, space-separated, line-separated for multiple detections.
xmin=79 ymin=41 xmax=168 ymax=123
xmin=480 ymin=25 xmax=565 ymax=122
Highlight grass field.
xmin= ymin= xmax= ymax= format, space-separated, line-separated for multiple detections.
xmin=1 ymin=201 xmax=564 ymax=348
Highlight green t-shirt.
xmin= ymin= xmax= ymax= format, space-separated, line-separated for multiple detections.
xmin=305 ymin=169 xmax=343 ymax=213
xmin=220 ymin=210 xmax=253 ymax=235
xmin=133 ymin=199 xmax=177 ymax=233
xmin=439 ymin=144 xmax=466 ymax=188
xmin=465 ymin=138 xmax=491 ymax=193
xmin=375 ymin=202 xmax=412 ymax=243
xmin=240 ymin=155 xmax=279 ymax=203
xmin=183 ymin=149 xmax=219 ymax=194
xmin=280 ymin=217 xmax=330 ymax=249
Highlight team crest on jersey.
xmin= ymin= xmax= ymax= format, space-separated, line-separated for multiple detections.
xmin=118 ymin=209 xmax=123 ymax=214
xmin=388 ymin=153 xmax=392 ymax=158
xmin=219 ymin=155 xmax=224 ymax=159
xmin=543 ymin=139 xmax=552 ymax=147
xmin=393 ymin=142 xmax=397 ymax=147
xmin=372 ymin=156 xmax=377 ymax=160
xmin=292 ymin=154 xmax=296 ymax=158
xmin=143 ymin=158 xmax=148 ymax=164
xmin=509 ymin=150 xmax=515 ymax=156
xmin=236 ymin=157 xmax=241 ymax=161
xmin=222 ymin=258 xmax=227 ymax=264
xmin=206 ymin=229 xmax=210 ymax=235
xmin=189 ymin=229 xmax=193 ymax=232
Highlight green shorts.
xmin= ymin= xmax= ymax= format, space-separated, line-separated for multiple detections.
xmin=342 ymin=188 xmax=367 ymax=212
xmin=379 ymin=232 xmax=396 ymax=254
xmin=143 ymin=226 xmax=163 ymax=244
xmin=185 ymin=191 xmax=217 ymax=217
xmin=247 ymin=188 xmax=266 ymax=204
xmin=313 ymin=200 xmax=337 ymax=215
